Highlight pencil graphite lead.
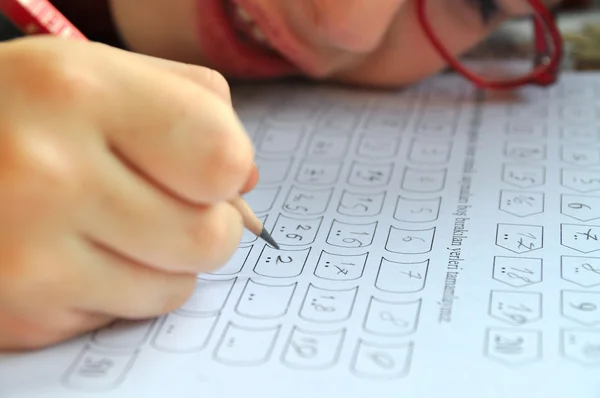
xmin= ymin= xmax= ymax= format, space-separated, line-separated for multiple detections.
xmin=259 ymin=228 xmax=280 ymax=250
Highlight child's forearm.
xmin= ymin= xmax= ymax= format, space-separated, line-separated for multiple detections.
xmin=50 ymin=0 xmax=124 ymax=47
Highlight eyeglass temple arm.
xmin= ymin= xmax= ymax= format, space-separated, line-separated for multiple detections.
xmin=533 ymin=9 xmax=560 ymax=82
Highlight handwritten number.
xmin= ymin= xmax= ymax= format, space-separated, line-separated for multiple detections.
xmin=368 ymin=352 xmax=395 ymax=369
xmin=493 ymin=335 xmax=524 ymax=355
xmin=340 ymin=203 xmax=369 ymax=212
xmin=519 ymin=232 xmax=536 ymax=239
xmin=575 ymin=178 xmax=600 ymax=185
xmin=505 ymin=272 xmax=533 ymax=283
xmin=403 ymin=236 xmax=425 ymax=243
xmin=290 ymin=338 xmax=318 ymax=359
xmin=276 ymin=256 xmax=293 ymax=264
xmin=582 ymin=263 xmax=600 ymax=275
xmin=410 ymin=207 xmax=432 ymax=214
xmin=400 ymin=271 xmax=422 ymax=279
xmin=508 ymin=303 xmax=533 ymax=313
xmin=342 ymin=238 xmax=363 ymax=246
xmin=503 ymin=313 xmax=528 ymax=325
xmin=79 ymin=358 xmax=115 ymax=377
xmin=508 ymin=172 xmax=536 ymax=183
xmin=356 ymin=170 xmax=384 ymax=182
xmin=570 ymin=302 xmax=598 ymax=312
xmin=380 ymin=312 xmax=409 ymax=328
xmin=569 ymin=202 xmax=592 ymax=210
xmin=285 ymin=204 xmax=309 ymax=212
xmin=294 ymin=194 xmax=313 ymax=201
xmin=312 ymin=304 xmax=335 ymax=312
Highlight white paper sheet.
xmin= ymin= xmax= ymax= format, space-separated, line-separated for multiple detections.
xmin=2 ymin=72 xmax=600 ymax=398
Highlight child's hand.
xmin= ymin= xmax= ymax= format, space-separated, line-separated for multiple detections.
xmin=0 ymin=37 xmax=256 ymax=351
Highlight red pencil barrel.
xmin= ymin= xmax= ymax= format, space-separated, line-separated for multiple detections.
xmin=0 ymin=0 xmax=87 ymax=40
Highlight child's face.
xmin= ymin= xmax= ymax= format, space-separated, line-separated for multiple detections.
xmin=110 ymin=0 xmax=548 ymax=86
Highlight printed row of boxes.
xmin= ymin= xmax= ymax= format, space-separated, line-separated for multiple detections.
xmin=501 ymin=163 xmax=600 ymax=191
xmin=493 ymin=223 xmax=600 ymax=255
xmin=257 ymin=93 xmax=459 ymax=133
xmin=498 ymin=191 xmax=600 ymax=220
xmin=495 ymin=100 xmax=599 ymax=122
xmin=249 ymin=168 xmax=600 ymax=221
xmin=246 ymin=186 xmax=444 ymax=223
xmin=487 ymin=289 xmax=600 ymax=327
xmin=492 ymin=113 xmax=600 ymax=369
xmin=503 ymin=141 xmax=600 ymax=168
xmin=252 ymin=95 xmax=420 ymax=132
xmin=244 ymin=191 xmax=440 ymax=250
xmin=253 ymin=159 xmax=451 ymax=192
xmin=241 ymin=215 xmax=438 ymax=253
xmin=250 ymin=115 xmax=459 ymax=162
xmin=62 ymin=312 xmax=416 ymax=391
xmin=61 ymin=303 xmax=600 ymax=392
xmin=489 ymin=255 xmax=600 ymax=289
xmin=486 ymin=327 xmax=600 ymax=369
xmin=248 ymin=189 xmax=600 ymax=228
xmin=511 ymin=165 xmax=600 ymax=193
xmin=502 ymin=123 xmax=600 ymax=145
xmin=508 ymin=84 xmax=599 ymax=103
xmin=90 ymin=284 xmax=422 ymax=351
xmin=238 ymin=218 xmax=600 ymax=260
xmin=216 ymin=243 xmax=431 ymax=287
xmin=219 ymin=239 xmax=600 ymax=289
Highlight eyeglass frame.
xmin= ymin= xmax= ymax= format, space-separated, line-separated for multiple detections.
xmin=416 ymin=0 xmax=564 ymax=90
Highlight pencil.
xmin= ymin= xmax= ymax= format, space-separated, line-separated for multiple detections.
xmin=0 ymin=0 xmax=280 ymax=250
xmin=0 ymin=0 xmax=86 ymax=38
xmin=229 ymin=197 xmax=279 ymax=249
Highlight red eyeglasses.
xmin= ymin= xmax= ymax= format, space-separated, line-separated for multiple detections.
xmin=416 ymin=0 xmax=564 ymax=90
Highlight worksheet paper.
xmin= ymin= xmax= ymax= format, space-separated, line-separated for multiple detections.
xmin=2 ymin=72 xmax=600 ymax=398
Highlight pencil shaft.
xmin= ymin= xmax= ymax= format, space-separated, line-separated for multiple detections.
xmin=229 ymin=197 xmax=279 ymax=249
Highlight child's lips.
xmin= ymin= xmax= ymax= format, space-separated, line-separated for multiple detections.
xmin=228 ymin=0 xmax=336 ymax=78
xmin=194 ymin=0 xmax=337 ymax=79
xmin=194 ymin=0 xmax=296 ymax=78
xmin=227 ymin=1 xmax=274 ymax=50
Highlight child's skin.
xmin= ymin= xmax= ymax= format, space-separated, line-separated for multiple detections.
xmin=0 ymin=0 xmax=560 ymax=351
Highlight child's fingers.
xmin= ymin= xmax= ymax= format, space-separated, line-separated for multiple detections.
xmin=0 ymin=310 xmax=113 ymax=351
xmin=123 ymin=50 xmax=233 ymax=105
xmin=74 ymin=237 xmax=199 ymax=320
xmin=78 ymin=145 xmax=243 ymax=274
xmin=1 ymin=38 xmax=255 ymax=206
xmin=115 ymin=48 xmax=260 ymax=197
xmin=0 ymin=235 xmax=112 ymax=350
xmin=93 ymin=49 xmax=255 ymax=205
xmin=87 ymin=42 xmax=232 ymax=104
xmin=240 ymin=164 xmax=259 ymax=194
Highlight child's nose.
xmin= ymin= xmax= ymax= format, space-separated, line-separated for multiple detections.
xmin=309 ymin=0 xmax=407 ymax=53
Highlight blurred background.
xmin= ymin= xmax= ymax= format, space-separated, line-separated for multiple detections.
xmin=469 ymin=0 xmax=600 ymax=71
xmin=562 ymin=0 xmax=598 ymax=8
xmin=0 ymin=1 xmax=599 ymax=70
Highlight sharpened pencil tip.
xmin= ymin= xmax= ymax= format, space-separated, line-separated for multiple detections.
xmin=259 ymin=228 xmax=280 ymax=250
